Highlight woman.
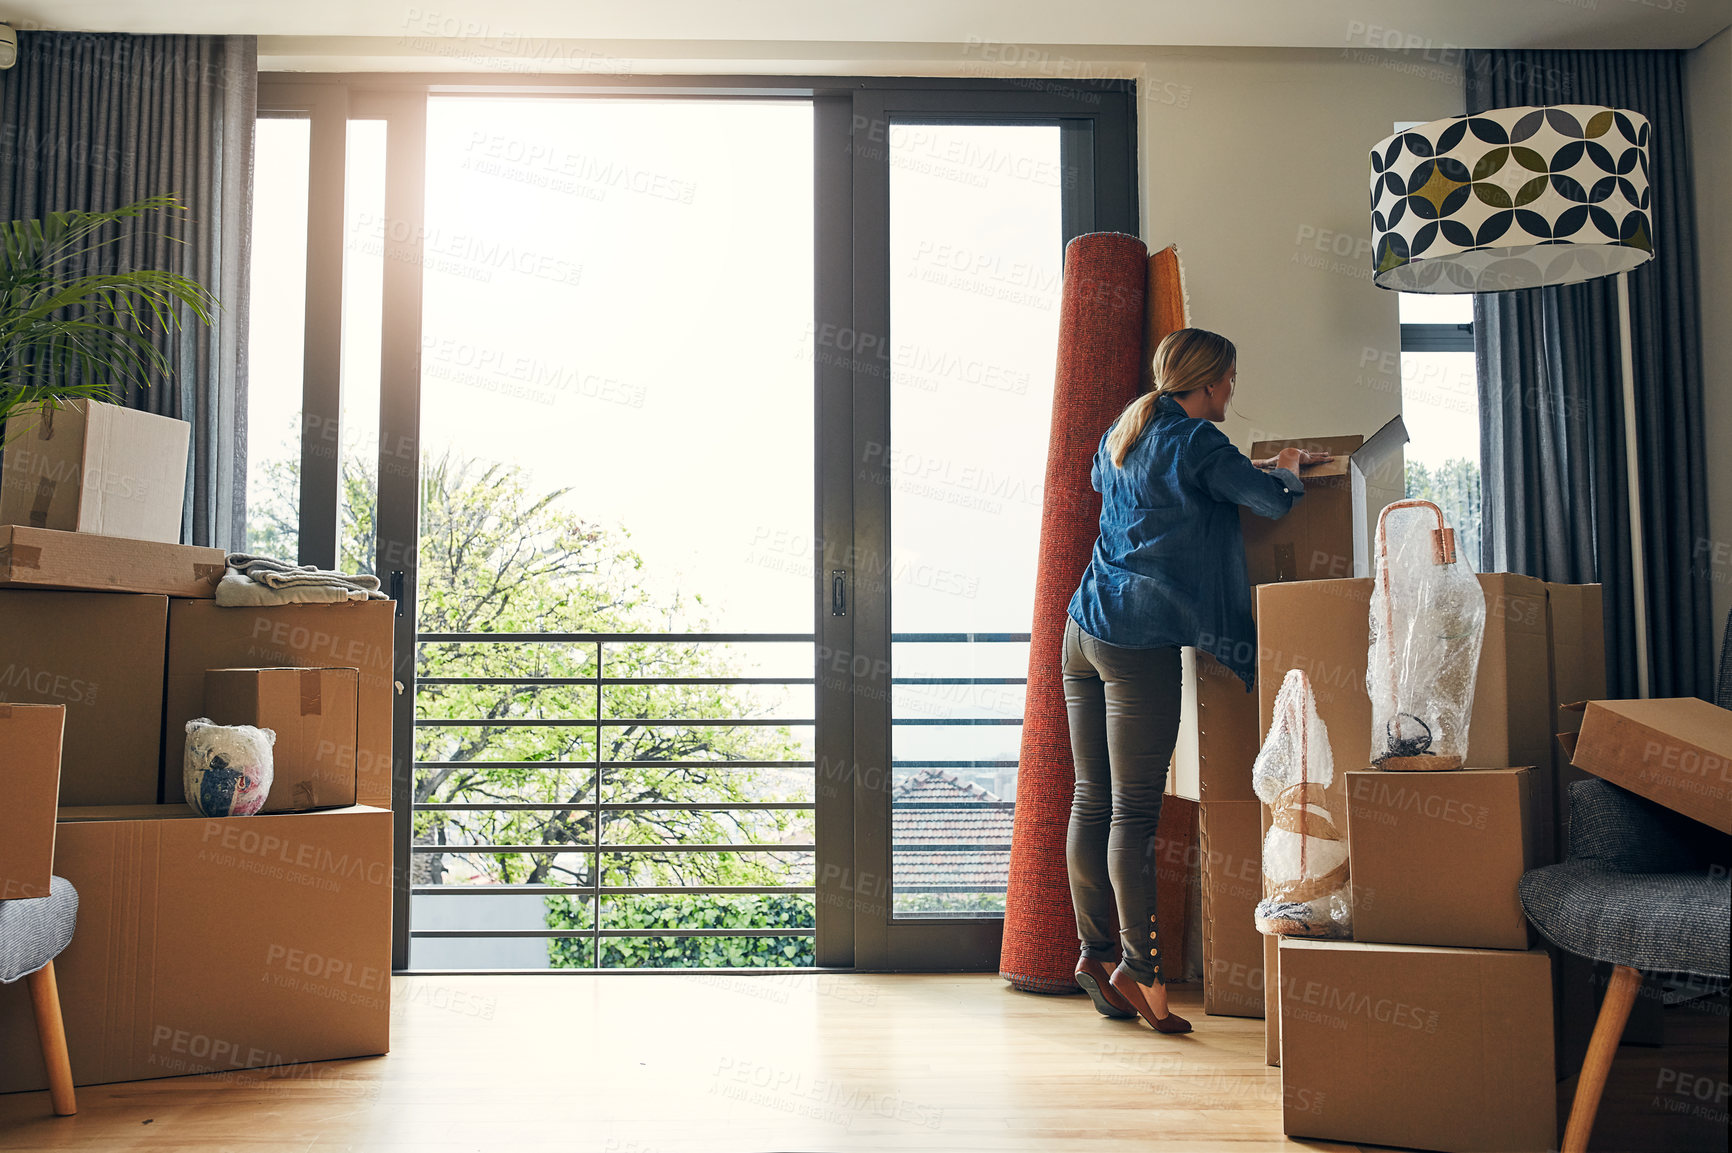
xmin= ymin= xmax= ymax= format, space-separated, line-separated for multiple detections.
xmin=1062 ymin=327 xmax=1327 ymax=1033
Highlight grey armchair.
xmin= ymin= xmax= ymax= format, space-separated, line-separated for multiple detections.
xmin=1519 ymin=771 xmax=1730 ymax=1152
xmin=0 ymin=872 xmax=78 ymax=1114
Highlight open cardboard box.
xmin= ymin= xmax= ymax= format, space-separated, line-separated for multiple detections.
xmin=0 ymin=803 xmax=392 ymax=1093
xmin=1561 ymin=697 xmax=1732 ymax=833
xmin=1240 ymin=414 xmax=1407 ymax=585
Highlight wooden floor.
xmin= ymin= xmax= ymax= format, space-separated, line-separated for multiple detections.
xmin=0 ymin=975 xmax=1724 ymax=1153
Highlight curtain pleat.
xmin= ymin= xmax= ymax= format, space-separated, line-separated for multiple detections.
xmin=0 ymin=32 xmax=256 ymax=548
xmin=1466 ymin=49 xmax=1712 ymax=700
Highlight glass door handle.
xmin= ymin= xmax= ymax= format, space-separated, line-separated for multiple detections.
xmin=831 ymin=569 xmax=847 ymax=616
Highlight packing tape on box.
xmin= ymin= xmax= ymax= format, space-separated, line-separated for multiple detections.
xmin=1266 ymin=782 xmax=1349 ymax=904
xmin=0 ymin=544 xmax=41 ymax=570
xmin=193 ymin=563 xmax=225 ymax=582
xmin=29 ymin=477 xmax=54 ymax=527
xmin=300 ymin=668 xmax=323 ymax=715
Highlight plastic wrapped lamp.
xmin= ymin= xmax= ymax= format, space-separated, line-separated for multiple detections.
xmin=1252 ymin=668 xmax=1351 ymax=939
xmin=1368 ymin=105 xmax=1656 ymax=696
xmin=1367 ymin=500 xmax=1486 ymax=772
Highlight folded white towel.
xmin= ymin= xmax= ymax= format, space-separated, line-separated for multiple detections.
xmin=224 ymin=553 xmax=387 ymax=599
xmin=215 ymin=571 xmax=362 ymax=606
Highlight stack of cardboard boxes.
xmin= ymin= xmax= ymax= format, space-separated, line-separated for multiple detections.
xmin=1186 ymin=420 xmax=1405 ymax=1020
xmin=1259 ymin=570 xmax=1581 ymax=1152
xmin=1181 ymin=420 xmax=1629 ymax=1152
xmin=0 ymin=401 xmax=396 ymax=1095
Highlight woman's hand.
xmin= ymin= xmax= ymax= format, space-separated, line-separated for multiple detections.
xmin=1253 ymin=448 xmax=1334 ymax=472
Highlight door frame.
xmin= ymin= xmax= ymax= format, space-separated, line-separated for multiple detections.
xmin=256 ymin=73 xmax=1137 ymax=972
xmin=833 ymin=86 xmax=1139 ymax=970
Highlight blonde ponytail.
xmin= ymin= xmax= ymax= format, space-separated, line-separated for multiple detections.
xmin=1104 ymin=327 xmax=1237 ymax=467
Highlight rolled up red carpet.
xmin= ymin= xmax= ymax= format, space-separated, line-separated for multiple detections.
xmin=1000 ymin=232 xmax=1149 ymax=993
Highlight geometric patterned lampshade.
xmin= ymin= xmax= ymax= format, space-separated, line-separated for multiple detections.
xmin=1369 ymin=105 xmax=1653 ymax=293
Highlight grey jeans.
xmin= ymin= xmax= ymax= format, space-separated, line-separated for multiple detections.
xmin=1061 ymin=615 xmax=1182 ymax=985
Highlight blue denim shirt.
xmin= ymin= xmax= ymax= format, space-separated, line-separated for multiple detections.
xmin=1066 ymin=394 xmax=1304 ymax=690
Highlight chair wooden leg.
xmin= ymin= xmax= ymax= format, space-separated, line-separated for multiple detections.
xmin=1562 ymin=963 xmax=1641 ymax=1153
xmin=25 ymin=960 xmax=76 ymax=1116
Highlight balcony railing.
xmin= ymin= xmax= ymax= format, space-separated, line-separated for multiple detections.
xmin=410 ymin=630 xmax=1027 ymax=967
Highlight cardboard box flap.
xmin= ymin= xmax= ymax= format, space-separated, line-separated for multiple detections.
xmin=1568 ymin=697 xmax=1732 ymax=833
xmin=58 ymin=803 xmax=388 ymax=822
xmin=1353 ymin=413 xmax=1409 ymax=471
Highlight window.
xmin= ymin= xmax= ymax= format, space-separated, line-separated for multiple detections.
xmin=1398 ymin=285 xmax=1481 ymax=565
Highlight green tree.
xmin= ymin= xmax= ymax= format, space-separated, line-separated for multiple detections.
xmin=1405 ymin=457 xmax=1483 ymax=569
xmin=248 ymin=446 xmax=815 ymax=967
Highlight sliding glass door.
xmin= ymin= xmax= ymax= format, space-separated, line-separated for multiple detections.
xmin=253 ymin=75 xmax=1136 ymax=971
xmin=838 ymin=90 xmax=1136 ymax=968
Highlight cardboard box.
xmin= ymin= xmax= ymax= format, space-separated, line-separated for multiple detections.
xmin=1256 ymin=573 xmax=1555 ymax=856
xmin=1565 ymin=698 xmax=1732 ymax=833
xmin=165 ymin=601 xmax=395 ymax=809
xmin=1544 ymin=583 xmax=1605 ymax=858
xmin=1346 ymin=767 xmax=1537 ymax=950
xmin=1199 ymin=800 xmax=1266 ymax=1017
xmin=0 ymin=590 xmax=167 ymax=805
xmin=0 ymin=703 xmax=65 ymax=900
xmin=204 ymin=667 xmax=361 ymax=812
xmin=0 ymin=399 xmax=191 ymax=543
xmin=1280 ymin=939 xmax=1556 ymax=1152
xmin=1239 ymin=415 xmax=1407 ymax=585
xmin=0 ymin=803 xmax=392 ymax=1093
xmin=0 ymin=524 xmax=223 ymax=597
xmin=1174 ymin=648 xmax=1262 ymax=803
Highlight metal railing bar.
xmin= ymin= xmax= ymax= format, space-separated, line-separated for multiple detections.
xmin=889 ymin=632 xmax=1031 ymax=642
xmin=891 ymin=759 xmax=1019 ymax=767
xmin=893 ymin=677 xmax=1025 ymax=685
xmin=415 ymin=802 xmax=814 ymax=812
xmin=411 ymin=928 xmax=815 ymax=939
xmin=418 ymin=676 xmax=817 ymax=686
xmin=415 ymin=717 xmax=812 ymax=728
xmin=415 ymin=759 xmax=816 ymax=770
xmin=418 ymin=632 xmax=814 ymax=643
xmin=412 ymin=885 xmax=815 ymax=896
xmin=412 ymin=843 xmax=817 ymax=854
xmin=891 ymin=717 xmax=1022 ymax=726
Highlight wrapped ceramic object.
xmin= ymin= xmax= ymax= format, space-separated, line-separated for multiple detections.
xmin=1367 ymin=499 xmax=1486 ymax=771
xmin=1252 ymin=669 xmax=1351 ymax=938
xmin=184 ymin=718 xmax=276 ymax=817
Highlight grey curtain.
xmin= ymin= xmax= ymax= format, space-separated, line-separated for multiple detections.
xmin=0 ymin=32 xmax=256 ymax=549
xmin=1466 ymin=50 xmax=1712 ymax=701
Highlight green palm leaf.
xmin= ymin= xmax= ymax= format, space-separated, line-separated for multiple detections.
xmin=0 ymin=194 xmax=218 ymax=440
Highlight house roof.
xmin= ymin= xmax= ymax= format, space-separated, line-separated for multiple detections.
xmin=891 ymin=768 xmax=1013 ymax=893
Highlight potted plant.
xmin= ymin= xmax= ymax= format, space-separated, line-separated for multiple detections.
xmin=0 ymin=193 xmax=217 ymax=441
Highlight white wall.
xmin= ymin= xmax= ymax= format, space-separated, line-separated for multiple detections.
xmin=1688 ymin=27 xmax=1732 ymax=652
xmin=1129 ymin=47 xmax=1461 ymax=453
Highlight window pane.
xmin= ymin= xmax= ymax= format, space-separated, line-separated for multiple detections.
xmin=1398 ymin=291 xmax=1473 ymax=325
xmin=408 ymin=97 xmax=816 ymax=970
xmin=339 ymin=120 xmax=387 ymax=573
xmin=1400 ymin=349 xmax=1481 ymax=565
xmin=245 ymin=117 xmax=311 ymax=557
xmin=887 ymin=122 xmax=1062 ymax=919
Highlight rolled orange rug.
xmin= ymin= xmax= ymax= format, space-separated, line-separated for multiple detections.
xmin=1002 ymin=235 xmax=1196 ymax=994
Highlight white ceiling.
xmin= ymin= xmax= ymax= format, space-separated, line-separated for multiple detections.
xmin=5 ymin=0 xmax=1730 ymax=51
